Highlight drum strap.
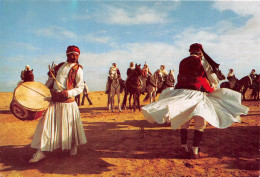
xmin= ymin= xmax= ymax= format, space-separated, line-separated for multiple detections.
xmin=57 ymin=97 xmax=75 ymax=103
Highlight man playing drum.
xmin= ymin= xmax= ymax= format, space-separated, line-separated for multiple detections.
xmin=29 ymin=45 xmax=87 ymax=163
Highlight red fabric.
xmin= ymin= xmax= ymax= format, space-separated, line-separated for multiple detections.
xmin=127 ymin=68 xmax=135 ymax=77
xmin=141 ymin=68 xmax=152 ymax=77
xmin=116 ymin=68 xmax=121 ymax=77
xmin=189 ymin=43 xmax=203 ymax=53
xmin=175 ymin=55 xmax=214 ymax=93
xmin=24 ymin=70 xmax=34 ymax=82
xmin=67 ymin=64 xmax=83 ymax=90
xmin=66 ymin=45 xmax=80 ymax=54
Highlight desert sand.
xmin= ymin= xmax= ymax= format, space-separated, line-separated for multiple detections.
xmin=0 ymin=90 xmax=259 ymax=177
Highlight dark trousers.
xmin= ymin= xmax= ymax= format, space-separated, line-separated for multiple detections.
xmin=75 ymin=95 xmax=81 ymax=106
xmin=81 ymin=93 xmax=93 ymax=105
xmin=180 ymin=129 xmax=203 ymax=147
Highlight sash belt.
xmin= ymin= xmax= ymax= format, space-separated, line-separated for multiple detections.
xmin=53 ymin=97 xmax=75 ymax=103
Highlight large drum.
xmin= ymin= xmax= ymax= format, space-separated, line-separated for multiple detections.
xmin=10 ymin=81 xmax=51 ymax=121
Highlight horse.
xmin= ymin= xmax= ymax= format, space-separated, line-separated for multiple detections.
xmin=162 ymin=69 xmax=175 ymax=90
xmin=143 ymin=70 xmax=161 ymax=103
xmin=121 ymin=87 xmax=134 ymax=110
xmin=157 ymin=70 xmax=175 ymax=94
xmin=220 ymin=75 xmax=252 ymax=101
xmin=107 ymin=71 xmax=121 ymax=112
xmin=250 ymin=74 xmax=260 ymax=100
xmin=122 ymin=64 xmax=142 ymax=112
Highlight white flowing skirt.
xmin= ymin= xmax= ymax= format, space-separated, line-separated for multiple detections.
xmin=31 ymin=102 xmax=87 ymax=151
xmin=142 ymin=88 xmax=249 ymax=129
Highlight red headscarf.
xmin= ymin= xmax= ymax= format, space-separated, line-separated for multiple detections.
xmin=188 ymin=43 xmax=224 ymax=80
xmin=66 ymin=45 xmax=80 ymax=55
xmin=189 ymin=43 xmax=203 ymax=53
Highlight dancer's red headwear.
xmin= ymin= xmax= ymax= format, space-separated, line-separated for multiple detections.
xmin=189 ymin=43 xmax=203 ymax=53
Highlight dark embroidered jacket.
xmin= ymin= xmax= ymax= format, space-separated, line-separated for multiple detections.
xmin=53 ymin=62 xmax=83 ymax=90
xmin=175 ymin=55 xmax=214 ymax=93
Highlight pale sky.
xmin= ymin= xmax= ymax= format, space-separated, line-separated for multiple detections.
xmin=0 ymin=0 xmax=259 ymax=92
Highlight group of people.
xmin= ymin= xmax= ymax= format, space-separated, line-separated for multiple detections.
xmin=24 ymin=43 xmax=248 ymax=163
xmin=105 ymin=61 xmax=175 ymax=94
xmin=227 ymin=68 xmax=257 ymax=89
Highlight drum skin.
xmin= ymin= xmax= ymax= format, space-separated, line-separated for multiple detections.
xmin=10 ymin=81 xmax=51 ymax=121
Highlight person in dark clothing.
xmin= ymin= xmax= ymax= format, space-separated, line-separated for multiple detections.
xmin=21 ymin=65 xmax=34 ymax=82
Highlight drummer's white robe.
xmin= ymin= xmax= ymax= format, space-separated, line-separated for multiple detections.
xmin=142 ymin=88 xmax=249 ymax=130
xmin=31 ymin=62 xmax=87 ymax=151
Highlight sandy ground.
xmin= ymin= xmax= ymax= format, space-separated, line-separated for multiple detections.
xmin=0 ymin=89 xmax=259 ymax=177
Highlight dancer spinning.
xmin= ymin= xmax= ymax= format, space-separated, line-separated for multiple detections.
xmin=142 ymin=43 xmax=248 ymax=159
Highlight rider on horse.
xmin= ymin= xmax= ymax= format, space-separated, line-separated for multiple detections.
xmin=127 ymin=62 xmax=135 ymax=79
xmin=227 ymin=69 xmax=238 ymax=89
xmin=159 ymin=65 xmax=168 ymax=82
xmin=140 ymin=63 xmax=152 ymax=95
xmin=249 ymin=69 xmax=256 ymax=85
xmin=20 ymin=65 xmax=34 ymax=82
xmin=106 ymin=63 xmax=124 ymax=94
xmin=250 ymin=69 xmax=256 ymax=80
xmin=141 ymin=63 xmax=152 ymax=78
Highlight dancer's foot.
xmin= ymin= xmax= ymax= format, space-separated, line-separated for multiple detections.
xmin=179 ymin=147 xmax=191 ymax=159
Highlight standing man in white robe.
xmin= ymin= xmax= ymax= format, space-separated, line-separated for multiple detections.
xmin=29 ymin=45 xmax=87 ymax=163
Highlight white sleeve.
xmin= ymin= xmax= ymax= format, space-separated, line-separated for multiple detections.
xmin=67 ymin=67 xmax=84 ymax=97
xmin=45 ymin=77 xmax=54 ymax=89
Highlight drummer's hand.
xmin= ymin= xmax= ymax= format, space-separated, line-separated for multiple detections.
xmin=51 ymin=90 xmax=68 ymax=102
xmin=59 ymin=91 xmax=68 ymax=99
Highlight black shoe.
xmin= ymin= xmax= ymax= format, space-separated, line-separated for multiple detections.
xmin=190 ymin=148 xmax=207 ymax=159
xmin=190 ymin=153 xmax=200 ymax=159
xmin=179 ymin=147 xmax=191 ymax=159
